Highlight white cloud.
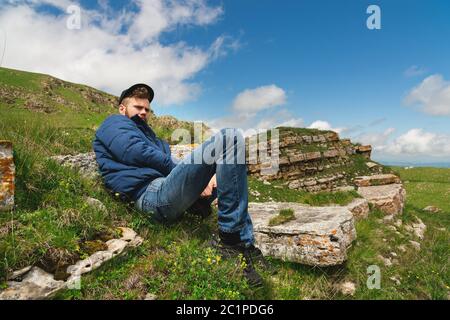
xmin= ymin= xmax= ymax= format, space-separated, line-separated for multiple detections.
xmin=206 ymin=85 xmax=295 ymax=133
xmin=379 ymin=129 xmax=450 ymax=157
xmin=232 ymin=85 xmax=286 ymax=115
xmin=404 ymin=74 xmax=450 ymax=116
xmin=255 ymin=109 xmax=304 ymax=130
xmin=127 ymin=0 xmax=223 ymax=44
xmin=207 ymin=108 xmax=303 ymax=134
xmin=0 ymin=0 xmax=235 ymax=105
xmin=352 ymin=128 xmax=450 ymax=160
xmin=354 ymin=127 xmax=396 ymax=148
xmin=404 ymin=65 xmax=426 ymax=77
xmin=307 ymin=120 xmax=346 ymax=134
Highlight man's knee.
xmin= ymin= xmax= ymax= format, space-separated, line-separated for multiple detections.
xmin=219 ymin=128 xmax=245 ymax=148
xmin=217 ymin=128 xmax=245 ymax=164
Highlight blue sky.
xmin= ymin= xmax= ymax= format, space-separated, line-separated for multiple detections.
xmin=1 ymin=0 xmax=449 ymax=163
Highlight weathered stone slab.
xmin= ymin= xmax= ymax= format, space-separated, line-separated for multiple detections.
xmin=289 ymin=154 xmax=306 ymax=163
xmin=248 ymin=202 xmax=356 ymax=266
xmin=325 ymin=132 xmax=340 ymax=142
xmin=51 ymin=152 xmax=99 ymax=180
xmin=323 ymin=149 xmax=339 ymax=158
xmin=356 ymin=145 xmax=372 ymax=158
xmin=345 ymin=198 xmax=370 ymax=220
xmin=304 ymin=152 xmax=322 ymax=161
xmin=170 ymin=144 xmax=197 ymax=160
xmin=0 ymin=267 xmax=65 ymax=300
xmin=354 ymin=174 xmax=401 ymax=187
xmin=357 ymin=184 xmax=406 ymax=215
xmin=0 ymin=227 xmax=143 ymax=300
xmin=366 ymin=162 xmax=379 ymax=169
xmin=0 ymin=141 xmax=15 ymax=211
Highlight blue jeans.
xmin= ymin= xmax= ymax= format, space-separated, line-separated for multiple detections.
xmin=135 ymin=128 xmax=255 ymax=246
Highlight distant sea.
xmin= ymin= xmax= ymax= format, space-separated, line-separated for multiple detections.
xmin=379 ymin=161 xmax=450 ymax=168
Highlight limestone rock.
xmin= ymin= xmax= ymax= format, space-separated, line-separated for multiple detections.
xmin=0 ymin=141 xmax=15 ymax=212
xmin=248 ymin=202 xmax=356 ymax=266
xmin=423 ymin=206 xmax=441 ymax=213
xmin=170 ymin=144 xmax=197 ymax=160
xmin=144 ymin=293 xmax=157 ymax=300
xmin=50 ymin=152 xmax=99 ymax=180
xmin=0 ymin=267 xmax=65 ymax=300
xmin=390 ymin=276 xmax=401 ymax=286
xmin=393 ymin=219 xmax=403 ymax=228
xmin=344 ymin=198 xmax=370 ymax=220
xmin=411 ymin=217 xmax=426 ymax=240
xmin=354 ymin=174 xmax=401 ymax=187
xmin=387 ymin=225 xmax=397 ymax=232
xmin=357 ymin=184 xmax=406 ymax=215
xmin=383 ymin=215 xmax=395 ymax=224
xmin=378 ymin=255 xmax=392 ymax=267
xmin=85 ymin=197 xmax=107 ymax=213
xmin=409 ymin=240 xmax=421 ymax=251
xmin=7 ymin=266 xmax=32 ymax=280
xmin=355 ymin=145 xmax=372 ymax=158
xmin=366 ymin=162 xmax=379 ymax=169
xmin=336 ymin=281 xmax=356 ymax=296
xmin=119 ymin=227 xmax=144 ymax=247
xmin=334 ymin=186 xmax=355 ymax=192
xmin=1 ymin=227 xmax=144 ymax=300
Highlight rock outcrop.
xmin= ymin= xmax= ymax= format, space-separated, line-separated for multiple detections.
xmin=356 ymin=175 xmax=406 ymax=215
xmin=246 ymin=128 xmax=380 ymax=193
xmin=354 ymin=174 xmax=401 ymax=187
xmin=0 ymin=141 xmax=14 ymax=211
xmin=248 ymin=202 xmax=356 ymax=266
xmin=0 ymin=227 xmax=143 ymax=300
xmin=50 ymin=145 xmax=196 ymax=180
xmin=51 ymin=152 xmax=100 ymax=180
xmin=344 ymin=198 xmax=370 ymax=220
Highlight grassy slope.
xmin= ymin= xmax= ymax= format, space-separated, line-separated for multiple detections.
xmin=0 ymin=68 xmax=448 ymax=299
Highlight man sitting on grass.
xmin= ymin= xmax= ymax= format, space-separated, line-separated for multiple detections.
xmin=93 ymin=83 xmax=269 ymax=286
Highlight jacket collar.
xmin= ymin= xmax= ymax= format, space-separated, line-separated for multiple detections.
xmin=130 ymin=115 xmax=157 ymax=140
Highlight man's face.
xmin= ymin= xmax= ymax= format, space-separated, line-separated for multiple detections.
xmin=119 ymin=97 xmax=150 ymax=121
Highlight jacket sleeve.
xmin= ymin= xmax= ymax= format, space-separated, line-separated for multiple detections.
xmin=96 ymin=118 xmax=176 ymax=176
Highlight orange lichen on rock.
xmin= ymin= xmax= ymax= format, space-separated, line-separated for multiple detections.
xmin=0 ymin=141 xmax=15 ymax=211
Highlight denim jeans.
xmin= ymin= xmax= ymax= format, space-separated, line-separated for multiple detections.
xmin=135 ymin=128 xmax=255 ymax=246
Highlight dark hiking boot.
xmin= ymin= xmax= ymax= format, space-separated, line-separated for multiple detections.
xmin=242 ymin=260 xmax=264 ymax=287
xmin=209 ymin=235 xmax=276 ymax=285
xmin=210 ymin=234 xmax=276 ymax=273
xmin=186 ymin=197 xmax=213 ymax=219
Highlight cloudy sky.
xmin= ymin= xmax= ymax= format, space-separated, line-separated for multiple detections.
xmin=1 ymin=0 xmax=449 ymax=164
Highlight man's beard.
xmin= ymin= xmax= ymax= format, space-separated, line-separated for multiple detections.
xmin=125 ymin=108 xmax=147 ymax=122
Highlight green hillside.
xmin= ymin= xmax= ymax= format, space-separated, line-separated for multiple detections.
xmin=0 ymin=67 xmax=448 ymax=300
xmin=0 ymin=67 xmax=201 ymax=147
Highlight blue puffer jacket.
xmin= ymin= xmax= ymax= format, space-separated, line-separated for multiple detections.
xmin=93 ymin=114 xmax=177 ymax=202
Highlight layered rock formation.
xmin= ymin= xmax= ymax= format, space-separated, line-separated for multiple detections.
xmin=246 ymin=128 xmax=377 ymax=192
xmin=0 ymin=141 xmax=14 ymax=211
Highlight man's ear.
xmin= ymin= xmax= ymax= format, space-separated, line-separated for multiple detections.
xmin=119 ymin=104 xmax=126 ymax=115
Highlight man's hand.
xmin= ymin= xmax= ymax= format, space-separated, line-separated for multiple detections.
xmin=200 ymin=174 xmax=217 ymax=198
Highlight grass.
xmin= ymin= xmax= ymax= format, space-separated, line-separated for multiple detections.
xmin=1 ymin=101 xmax=448 ymax=299
xmin=0 ymin=68 xmax=448 ymax=299
xmin=0 ymin=67 xmax=44 ymax=90
xmin=248 ymin=177 xmax=360 ymax=206
xmin=268 ymin=209 xmax=295 ymax=226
